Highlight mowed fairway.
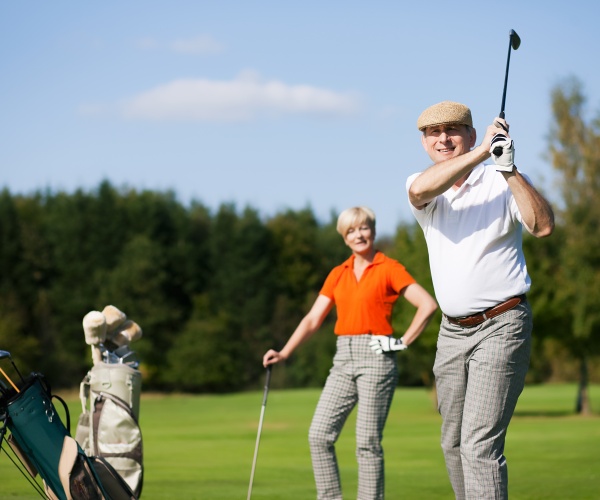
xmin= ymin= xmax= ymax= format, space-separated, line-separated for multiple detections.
xmin=1 ymin=384 xmax=598 ymax=499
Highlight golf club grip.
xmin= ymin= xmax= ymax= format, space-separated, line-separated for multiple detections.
xmin=262 ymin=366 xmax=272 ymax=406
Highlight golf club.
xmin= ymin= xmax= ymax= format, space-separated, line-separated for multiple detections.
xmin=247 ymin=365 xmax=272 ymax=500
xmin=0 ymin=350 xmax=24 ymax=393
xmin=0 ymin=367 xmax=19 ymax=393
xmin=493 ymin=29 xmax=521 ymax=156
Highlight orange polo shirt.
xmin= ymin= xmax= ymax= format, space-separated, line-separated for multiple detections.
xmin=320 ymin=251 xmax=416 ymax=335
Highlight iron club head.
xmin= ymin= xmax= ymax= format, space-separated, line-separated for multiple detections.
xmin=0 ymin=350 xmax=12 ymax=361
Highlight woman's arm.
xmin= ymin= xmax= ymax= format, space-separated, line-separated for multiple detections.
xmin=398 ymin=283 xmax=438 ymax=345
xmin=263 ymin=294 xmax=334 ymax=367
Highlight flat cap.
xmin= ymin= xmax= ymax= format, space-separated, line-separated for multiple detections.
xmin=417 ymin=101 xmax=473 ymax=131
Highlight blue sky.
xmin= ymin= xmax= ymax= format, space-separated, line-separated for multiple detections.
xmin=2 ymin=1 xmax=598 ymax=236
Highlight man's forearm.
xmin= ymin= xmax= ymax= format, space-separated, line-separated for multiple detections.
xmin=504 ymin=170 xmax=555 ymax=237
xmin=409 ymin=145 xmax=490 ymax=208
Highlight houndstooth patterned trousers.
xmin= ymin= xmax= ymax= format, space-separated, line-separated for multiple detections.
xmin=308 ymin=335 xmax=398 ymax=500
xmin=434 ymin=301 xmax=532 ymax=500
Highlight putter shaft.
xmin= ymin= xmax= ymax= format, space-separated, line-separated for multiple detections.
xmin=247 ymin=366 xmax=272 ymax=500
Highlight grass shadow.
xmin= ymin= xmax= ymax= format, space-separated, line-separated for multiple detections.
xmin=513 ymin=409 xmax=573 ymax=417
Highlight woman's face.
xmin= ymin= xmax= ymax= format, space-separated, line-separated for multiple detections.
xmin=343 ymin=221 xmax=375 ymax=256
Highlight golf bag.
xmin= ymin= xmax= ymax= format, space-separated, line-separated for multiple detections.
xmin=0 ymin=368 xmax=136 ymax=500
xmin=75 ymin=359 xmax=143 ymax=498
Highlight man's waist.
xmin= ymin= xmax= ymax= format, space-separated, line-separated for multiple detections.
xmin=444 ymin=294 xmax=527 ymax=328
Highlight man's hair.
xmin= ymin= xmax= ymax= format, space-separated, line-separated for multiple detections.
xmin=336 ymin=206 xmax=376 ymax=236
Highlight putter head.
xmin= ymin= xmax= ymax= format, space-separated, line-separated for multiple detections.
xmin=510 ymin=29 xmax=521 ymax=50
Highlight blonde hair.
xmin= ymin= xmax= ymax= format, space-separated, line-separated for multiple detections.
xmin=336 ymin=206 xmax=376 ymax=236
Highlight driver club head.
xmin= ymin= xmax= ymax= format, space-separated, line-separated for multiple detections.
xmin=510 ymin=29 xmax=521 ymax=50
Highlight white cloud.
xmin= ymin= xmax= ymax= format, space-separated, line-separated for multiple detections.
xmin=170 ymin=35 xmax=224 ymax=54
xmin=121 ymin=71 xmax=361 ymax=122
xmin=134 ymin=35 xmax=224 ymax=54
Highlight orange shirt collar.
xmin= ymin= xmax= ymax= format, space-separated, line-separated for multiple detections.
xmin=341 ymin=250 xmax=384 ymax=268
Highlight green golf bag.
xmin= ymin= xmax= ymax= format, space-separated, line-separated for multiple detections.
xmin=0 ymin=371 xmax=136 ymax=500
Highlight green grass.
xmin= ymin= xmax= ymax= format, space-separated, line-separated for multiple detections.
xmin=1 ymin=384 xmax=599 ymax=499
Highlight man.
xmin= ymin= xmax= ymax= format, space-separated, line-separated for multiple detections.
xmin=405 ymin=101 xmax=554 ymax=499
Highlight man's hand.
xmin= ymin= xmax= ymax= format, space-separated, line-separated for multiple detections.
xmin=490 ymin=134 xmax=515 ymax=172
xmin=369 ymin=335 xmax=407 ymax=354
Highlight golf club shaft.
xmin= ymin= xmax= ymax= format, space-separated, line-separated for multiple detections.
xmin=0 ymin=367 xmax=20 ymax=393
xmin=247 ymin=365 xmax=272 ymax=500
xmin=494 ymin=29 xmax=521 ymax=156
xmin=499 ymin=42 xmax=512 ymax=119
xmin=0 ymin=350 xmax=25 ymax=383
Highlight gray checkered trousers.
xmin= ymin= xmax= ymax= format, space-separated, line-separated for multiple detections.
xmin=309 ymin=335 xmax=397 ymax=500
xmin=434 ymin=301 xmax=532 ymax=500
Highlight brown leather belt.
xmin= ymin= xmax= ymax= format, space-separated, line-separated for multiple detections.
xmin=445 ymin=294 xmax=526 ymax=328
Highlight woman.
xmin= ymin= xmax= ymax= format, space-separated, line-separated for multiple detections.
xmin=263 ymin=206 xmax=437 ymax=500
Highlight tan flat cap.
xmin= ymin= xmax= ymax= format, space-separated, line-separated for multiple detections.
xmin=417 ymin=101 xmax=473 ymax=131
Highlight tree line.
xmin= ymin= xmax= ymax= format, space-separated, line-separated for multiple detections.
xmin=0 ymin=78 xmax=598 ymax=411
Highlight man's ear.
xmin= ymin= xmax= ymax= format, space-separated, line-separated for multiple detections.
xmin=468 ymin=127 xmax=477 ymax=148
xmin=421 ymin=133 xmax=427 ymax=150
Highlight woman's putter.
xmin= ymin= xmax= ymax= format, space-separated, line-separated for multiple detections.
xmin=247 ymin=365 xmax=272 ymax=500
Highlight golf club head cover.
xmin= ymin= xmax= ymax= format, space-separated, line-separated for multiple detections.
xmin=83 ymin=311 xmax=107 ymax=346
xmin=110 ymin=320 xmax=143 ymax=347
xmin=490 ymin=134 xmax=515 ymax=172
xmin=102 ymin=305 xmax=127 ymax=334
xmin=369 ymin=335 xmax=407 ymax=354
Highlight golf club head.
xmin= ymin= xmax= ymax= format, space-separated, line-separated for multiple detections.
xmin=509 ymin=29 xmax=521 ymax=50
xmin=0 ymin=350 xmax=12 ymax=361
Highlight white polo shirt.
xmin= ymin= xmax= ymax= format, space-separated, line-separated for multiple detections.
xmin=406 ymin=163 xmax=530 ymax=317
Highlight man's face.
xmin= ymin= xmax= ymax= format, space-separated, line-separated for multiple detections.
xmin=421 ymin=123 xmax=476 ymax=163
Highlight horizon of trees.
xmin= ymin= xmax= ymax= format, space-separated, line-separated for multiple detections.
xmin=1 ymin=76 xmax=598 ymax=414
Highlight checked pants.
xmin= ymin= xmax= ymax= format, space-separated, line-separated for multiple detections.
xmin=434 ymin=301 xmax=532 ymax=500
xmin=309 ymin=335 xmax=397 ymax=500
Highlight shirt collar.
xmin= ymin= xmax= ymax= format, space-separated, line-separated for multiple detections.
xmin=447 ymin=163 xmax=485 ymax=201
xmin=464 ymin=163 xmax=485 ymax=187
xmin=342 ymin=251 xmax=383 ymax=268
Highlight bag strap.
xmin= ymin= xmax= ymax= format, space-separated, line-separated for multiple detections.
xmin=52 ymin=394 xmax=71 ymax=435
xmin=35 ymin=372 xmax=72 ymax=435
